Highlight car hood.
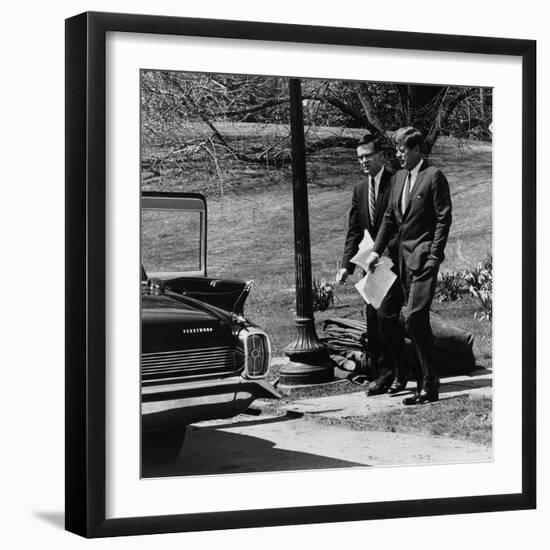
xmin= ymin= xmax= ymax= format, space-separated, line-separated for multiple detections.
xmin=142 ymin=292 xmax=232 ymax=323
xmin=141 ymin=291 xmax=236 ymax=353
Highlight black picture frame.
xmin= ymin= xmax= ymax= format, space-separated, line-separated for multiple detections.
xmin=65 ymin=11 xmax=536 ymax=538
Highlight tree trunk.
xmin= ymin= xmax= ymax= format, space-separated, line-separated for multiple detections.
xmin=479 ymin=88 xmax=486 ymax=119
xmin=396 ymin=84 xmax=411 ymax=125
xmin=355 ymin=83 xmax=385 ymax=133
xmin=395 ymin=84 xmax=448 ymax=155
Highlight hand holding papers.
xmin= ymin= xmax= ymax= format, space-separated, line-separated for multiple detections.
xmin=350 ymin=229 xmax=375 ymax=268
xmin=354 ymin=259 xmax=396 ymax=308
xmin=351 ymin=230 xmax=397 ymax=309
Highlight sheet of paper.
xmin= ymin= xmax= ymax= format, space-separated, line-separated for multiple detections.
xmin=354 ymin=257 xmax=397 ymax=309
xmin=350 ymin=230 xmax=375 ymax=270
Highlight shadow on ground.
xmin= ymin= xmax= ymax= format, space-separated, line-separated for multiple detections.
xmin=143 ymin=413 xmax=367 ymax=478
xmin=440 ymin=378 xmax=492 ymax=392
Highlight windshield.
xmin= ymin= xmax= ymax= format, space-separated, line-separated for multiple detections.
xmin=141 ymin=194 xmax=206 ymax=277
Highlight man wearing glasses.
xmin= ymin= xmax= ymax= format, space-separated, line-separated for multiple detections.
xmin=337 ymin=134 xmax=408 ymax=396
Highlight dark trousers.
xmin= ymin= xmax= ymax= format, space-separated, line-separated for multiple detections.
xmin=377 ymin=260 xmax=439 ymax=387
xmin=402 ymin=262 xmax=439 ymax=384
xmin=368 ymin=277 xmax=407 ymax=385
xmin=365 ymin=303 xmax=382 ymax=374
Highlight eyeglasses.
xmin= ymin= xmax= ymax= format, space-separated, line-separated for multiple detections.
xmin=357 ymin=153 xmax=378 ymax=161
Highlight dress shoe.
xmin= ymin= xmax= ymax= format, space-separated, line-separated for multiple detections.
xmin=366 ymin=381 xmax=389 ymax=396
xmin=402 ymin=393 xmax=421 ymax=406
xmin=402 ymin=391 xmax=438 ymax=405
xmin=387 ymin=377 xmax=407 ymax=394
xmin=403 ymin=380 xmax=439 ymax=405
xmin=403 ymin=379 xmax=439 ymax=405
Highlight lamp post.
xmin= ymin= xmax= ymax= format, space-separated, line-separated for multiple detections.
xmin=278 ymin=78 xmax=334 ymax=386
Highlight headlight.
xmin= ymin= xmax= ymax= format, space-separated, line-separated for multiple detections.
xmin=238 ymin=328 xmax=271 ymax=378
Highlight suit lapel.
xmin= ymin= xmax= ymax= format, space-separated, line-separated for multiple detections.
xmin=373 ymin=169 xmax=390 ymax=228
xmin=358 ymin=180 xmax=373 ymax=233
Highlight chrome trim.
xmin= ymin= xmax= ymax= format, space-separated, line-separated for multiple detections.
xmin=141 ymin=378 xmax=280 ymax=429
xmin=142 ymin=376 xmax=239 ymax=396
xmin=232 ymin=280 xmax=254 ymax=316
xmin=142 ymin=391 xmax=236 ymax=415
xmin=142 ymin=346 xmax=226 ymax=357
xmin=239 ymin=327 xmax=272 ymax=379
xmin=141 ymin=373 xmax=280 ymax=434
xmin=142 ymin=376 xmax=280 ymax=402
xmin=141 ymin=346 xmax=238 ymax=383
xmin=180 ymin=327 xmax=213 ymax=334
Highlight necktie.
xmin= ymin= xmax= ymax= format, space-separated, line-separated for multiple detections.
xmin=402 ymin=171 xmax=412 ymax=213
xmin=369 ymin=175 xmax=376 ymax=224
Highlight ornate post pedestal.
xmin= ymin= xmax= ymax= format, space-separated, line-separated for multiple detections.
xmin=279 ymin=79 xmax=334 ymax=386
xmin=282 ymin=317 xmax=334 ymax=385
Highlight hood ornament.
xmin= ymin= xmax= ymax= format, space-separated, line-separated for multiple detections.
xmin=148 ymin=277 xmax=165 ymax=296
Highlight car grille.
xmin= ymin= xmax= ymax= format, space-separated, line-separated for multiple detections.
xmin=141 ymin=345 xmax=239 ymax=386
xmin=244 ymin=332 xmax=270 ymax=378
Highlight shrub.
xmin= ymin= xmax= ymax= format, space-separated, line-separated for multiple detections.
xmin=312 ymin=278 xmax=335 ymax=312
xmin=466 ymin=254 xmax=492 ymax=289
xmin=470 ymin=289 xmax=492 ymax=320
xmin=437 ymin=270 xmax=467 ymax=302
xmin=466 ymin=254 xmax=493 ymax=320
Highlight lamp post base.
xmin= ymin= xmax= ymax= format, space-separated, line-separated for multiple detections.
xmin=279 ymin=317 xmax=334 ymax=385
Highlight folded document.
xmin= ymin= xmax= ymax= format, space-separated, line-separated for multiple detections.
xmin=351 ymin=230 xmax=396 ymax=309
xmin=354 ymin=259 xmax=396 ymax=309
xmin=350 ymin=229 xmax=374 ymax=267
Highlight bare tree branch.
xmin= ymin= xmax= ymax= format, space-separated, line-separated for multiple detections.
xmin=354 ymin=83 xmax=385 ymax=133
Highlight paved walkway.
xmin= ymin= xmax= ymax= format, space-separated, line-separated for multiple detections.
xmin=259 ymin=358 xmax=492 ymax=421
xmin=156 ymin=415 xmax=492 ymax=477
xmin=146 ymin=364 xmax=494 ymax=477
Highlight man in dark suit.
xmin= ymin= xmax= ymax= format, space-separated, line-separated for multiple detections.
xmin=337 ymin=134 xmax=407 ymax=396
xmin=365 ymin=127 xmax=452 ymax=404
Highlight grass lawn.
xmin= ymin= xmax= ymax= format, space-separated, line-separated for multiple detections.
xmin=310 ymin=395 xmax=492 ymax=447
xmin=143 ymin=126 xmax=493 ymax=445
xmin=143 ymin=131 xmax=492 ymax=359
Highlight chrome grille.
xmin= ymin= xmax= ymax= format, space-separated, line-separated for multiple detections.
xmin=141 ymin=345 xmax=238 ymax=385
xmin=245 ymin=333 xmax=270 ymax=377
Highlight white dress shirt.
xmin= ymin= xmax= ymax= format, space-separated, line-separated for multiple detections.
xmin=401 ymin=159 xmax=424 ymax=212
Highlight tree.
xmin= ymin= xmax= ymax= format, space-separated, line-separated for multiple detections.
xmin=141 ymin=71 xmax=492 ymax=191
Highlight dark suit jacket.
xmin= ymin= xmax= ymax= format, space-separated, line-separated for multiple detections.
xmin=342 ymin=167 xmax=395 ymax=274
xmin=373 ymin=161 xmax=452 ymax=272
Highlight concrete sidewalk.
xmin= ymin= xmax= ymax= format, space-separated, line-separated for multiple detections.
xmin=163 ymin=363 xmax=494 ymax=477
xmin=258 ymin=358 xmax=492 ymax=421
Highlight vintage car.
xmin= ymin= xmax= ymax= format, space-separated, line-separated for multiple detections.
xmin=141 ymin=192 xmax=279 ymax=466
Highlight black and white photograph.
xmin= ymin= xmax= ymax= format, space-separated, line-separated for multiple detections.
xmin=1 ymin=0 xmax=545 ymax=545
xmin=139 ymin=70 xmax=494 ymax=478
xmin=61 ymin=9 xmax=536 ymax=539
